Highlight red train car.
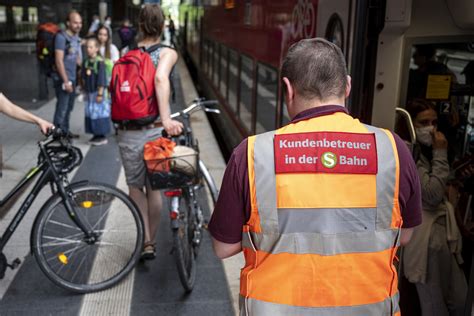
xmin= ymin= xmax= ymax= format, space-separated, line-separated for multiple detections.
xmin=180 ymin=0 xmax=473 ymax=154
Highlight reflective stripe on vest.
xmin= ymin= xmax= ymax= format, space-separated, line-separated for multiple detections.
xmin=240 ymin=292 xmax=401 ymax=316
xmin=241 ymin=112 xmax=402 ymax=315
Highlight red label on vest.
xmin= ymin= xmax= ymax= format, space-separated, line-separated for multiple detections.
xmin=274 ymin=132 xmax=378 ymax=174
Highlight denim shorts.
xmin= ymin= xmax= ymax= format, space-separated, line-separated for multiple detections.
xmin=117 ymin=127 xmax=163 ymax=189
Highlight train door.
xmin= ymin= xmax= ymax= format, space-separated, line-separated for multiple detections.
xmin=383 ymin=0 xmax=474 ymax=314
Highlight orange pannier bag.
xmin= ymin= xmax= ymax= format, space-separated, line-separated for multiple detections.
xmin=144 ymin=137 xmax=176 ymax=173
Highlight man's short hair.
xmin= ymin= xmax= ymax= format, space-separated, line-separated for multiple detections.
xmin=281 ymin=38 xmax=348 ymax=101
xmin=67 ymin=10 xmax=81 ymax=22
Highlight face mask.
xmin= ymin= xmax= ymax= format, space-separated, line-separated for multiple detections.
xmin=415 ymin=125 xmax=434 ymax=146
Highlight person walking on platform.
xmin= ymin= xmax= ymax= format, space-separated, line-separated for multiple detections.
xmin=208 ymin=38 xmax=423 ymax=315
xmin=52 ymin=11 xmax=82 ymax=137
xmin=115 ymin=4 xmax=183 ymax=260
xmin=0 ymin=92 xmax=53 ymax=134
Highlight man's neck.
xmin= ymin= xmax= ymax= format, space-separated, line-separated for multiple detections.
xmin=66 ymin=29 xmax=76 ymax=37
xmin=296 ymin=96 xmax=345 ymax=112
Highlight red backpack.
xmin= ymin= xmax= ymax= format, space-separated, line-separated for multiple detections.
xmin=110 ymin=45 xmax=162 ymax=126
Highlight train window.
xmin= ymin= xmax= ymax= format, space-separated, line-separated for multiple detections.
xmin=202 ymin=40 xmax=209 ymax=73
xmin=220 ymin=45 xmax=228 ymax=98
xmin=256 ymin=63 xmax=278 ymax=133
xmin=214 ymin=42 xmax=220 ymax=87
xmin=0 ymin=6 xmax=6 ymax=23
xmin=228 ymin=49 xmax=239 ymax=113
xmin=239 ymin=55 xmax=254 ymax=133
xmin=207 ymin=41 xmax=213 ymax=77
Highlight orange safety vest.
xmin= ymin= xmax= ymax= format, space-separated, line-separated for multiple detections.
xmin=242 ymin=111 xmax=402 ymax=315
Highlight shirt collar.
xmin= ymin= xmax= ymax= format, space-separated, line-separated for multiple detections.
xmin=290 ymin=105 xmax=349 ymax=124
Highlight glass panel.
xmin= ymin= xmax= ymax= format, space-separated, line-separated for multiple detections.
xmin=0 ymin=6 xmax=6 ymax=23
xmin=213 ymin=43 xmax=220 ymax=86
xmin=220 ymin=45 xmax=228 ymax=98
xmin=228 ymin=49 xmax=239 ymax=113
xmin=202 ymin=40 xmax=208 ymax=73
xmin=207 ymin=41 xmax=213 ymax=76
xmin=28 ymin=7 xmax=38 ymax=23
xmin=256 ymin=63 xmax=278 ymax=134
xmin=239 ymin=55 xmax=254 ymax=133
xmin=12 ymin=6 xmax=23 ymax=23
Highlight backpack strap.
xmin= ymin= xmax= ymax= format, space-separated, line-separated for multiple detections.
xmin=137 ymin=43 xmax=176 ymax=54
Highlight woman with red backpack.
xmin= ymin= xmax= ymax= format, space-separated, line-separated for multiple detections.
xmin=114 ymin=4 xmax=183 ymax=260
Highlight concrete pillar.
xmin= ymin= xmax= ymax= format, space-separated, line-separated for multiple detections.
xmin=5 ymin=6 xmax=15 ymax=40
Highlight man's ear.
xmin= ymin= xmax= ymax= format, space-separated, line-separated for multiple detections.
xmin=345 ymin=75 xmax=352 ymax=98
xmin=282 ymin=77 xmax=294 ymax=103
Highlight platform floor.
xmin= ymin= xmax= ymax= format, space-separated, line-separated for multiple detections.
xmin=0 ymin=56 xmax=243 ymax=315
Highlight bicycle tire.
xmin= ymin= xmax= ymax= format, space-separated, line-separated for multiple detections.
xmin=173 ymin=191 xmax=196 ymax=292
xmin=31 ymin=182 xmax=144 ymax=293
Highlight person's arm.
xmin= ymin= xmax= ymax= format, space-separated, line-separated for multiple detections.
xmin=154 ymin=48 xmax=183 ymax=135
xmin=96 ymin=61 xmax=106 ymax=103
xmin=0 ymin=93 xmax=53 ymax=134
xmin=212 ymin=239 xmax=242 ymax=259
xmin=111 ymin=44 xmax=120 ymax=63
xmin=400 ymin=228 xmax=414 ymax=246
xmin=418 ymin=130 xmax=449 ymax=210
xmin=55 ymin=34 xmax=73 ymax=93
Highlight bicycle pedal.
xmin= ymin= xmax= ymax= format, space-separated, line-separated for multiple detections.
xmin=7 ymin=258 xmax=21 ymax=270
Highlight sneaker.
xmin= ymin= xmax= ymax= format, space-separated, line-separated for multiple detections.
xmin=89 ymin=136 xmax=108 ymax=146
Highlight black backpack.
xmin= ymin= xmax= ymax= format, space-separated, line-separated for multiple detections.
xmin=36 ymin=23 xmax=60 ymax=76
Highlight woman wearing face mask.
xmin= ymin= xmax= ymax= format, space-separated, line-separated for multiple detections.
xmin=403 ymin=99 xmax=467 ymax=316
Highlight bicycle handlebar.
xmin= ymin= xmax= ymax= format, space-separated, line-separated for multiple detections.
xmin=168 ymin=99 xmax=220 ymax=120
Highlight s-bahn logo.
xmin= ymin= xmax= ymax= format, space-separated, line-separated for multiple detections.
xmin=321 ymin=152 xmax=337 ymax=169
xmin=292 ymin=0 xmax=315 ymax=39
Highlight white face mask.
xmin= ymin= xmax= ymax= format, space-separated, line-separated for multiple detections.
xmin=415 ymin=125 xmax=434 ymax=146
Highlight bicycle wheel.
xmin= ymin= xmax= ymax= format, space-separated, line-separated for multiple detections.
xmin=31 ymin=182 xmax=144 ymax=293
xmin=173 ymin=190 xmax=196 ymax=292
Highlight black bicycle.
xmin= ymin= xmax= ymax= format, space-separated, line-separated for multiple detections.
xmin=0 ymin=129 xmax=144 ymax=293
xmin=146 ymin=99 xmax=220 ymax=292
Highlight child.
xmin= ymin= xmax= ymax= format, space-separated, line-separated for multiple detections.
xmin=82 ymin=37 xmax=110 ymax=145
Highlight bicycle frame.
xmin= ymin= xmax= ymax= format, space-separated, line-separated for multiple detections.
xmin=0 ymin=137 xmax=95 ymax=252
xmin=0 ymin=161 xmax=51 ymax=251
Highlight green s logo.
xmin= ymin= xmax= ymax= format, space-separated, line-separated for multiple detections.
xmin=321 ymin=152 xmax=337 ymax=169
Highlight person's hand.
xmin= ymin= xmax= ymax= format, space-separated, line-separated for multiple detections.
xmin=36 ymin=118 xmax=54 ymax=135
xmin=96 ymin=94 xmax=103 ymax=103
xmin=162 ymin=118 xmax=183 ymax=136
xmin=64 ymin=81 xmax=74 ymax=93
xmin=432 ymin=127 xmax=448 ymax=150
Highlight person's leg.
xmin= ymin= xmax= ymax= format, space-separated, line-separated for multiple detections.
xmin=64 ymin=82 xmax=76 ymax=133
xmin=53 ymin=80 xmax=70 ymax=132
xmin=145 ymin=180 xmax=162 ymax=242
xmin=446 ymin=252 xmax=468 ymax=316
xmin=128 ymin=186 xmax=151 ymax=242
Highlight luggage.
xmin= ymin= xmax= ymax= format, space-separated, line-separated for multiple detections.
xmin=110 ymin=45 xmax=162 ymax=126
xmin=36 ymin=23 xmax=60 ymax=76
xmin=144 ymin=137 xmax=199 ymax=190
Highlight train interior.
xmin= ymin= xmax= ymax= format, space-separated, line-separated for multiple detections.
xmin=385 ymin=1 xmax=474 ymax=314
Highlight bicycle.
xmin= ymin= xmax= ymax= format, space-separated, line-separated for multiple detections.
xmin=0 ymin=129 xmax=144 ymax=293
xmin=145 ymin=99 xmax=220 ymax=292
